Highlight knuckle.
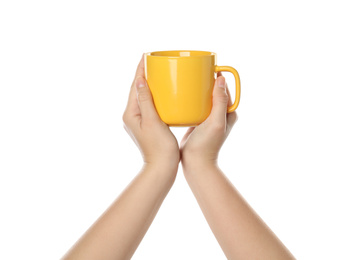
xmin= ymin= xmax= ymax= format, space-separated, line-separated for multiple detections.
xmin=227 ymin=113 xmax=238 ymax=132
xmin=137 ymin=91 xmax=151 ymax=103
xmin=122 ymin=112 xmax=135 ymax=129
xmin=122 ymin=112 xmax=129 ymax=124
xmin=215 ymin=93 xmax=229 ymax=104
xmin=232 ymin=113 xmax=238 ymax=124
xmin=210 ymin=121 xmax=226 ymax=132
xmin=229 ymin=112 xmax=238 ymax=123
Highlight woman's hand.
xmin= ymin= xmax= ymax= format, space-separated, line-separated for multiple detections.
xmin=123 ymin=55 xmax=180 ymax=170
xmin=180 ymin=74 xmax=238 ymax=170
xmin=62 ymin=55 xmax=181 ymax=260
xmin=179 ymin=75 xmax=295 ymax=260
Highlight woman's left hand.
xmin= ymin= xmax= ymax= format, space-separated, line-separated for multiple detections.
xmin=123 ymin=55 xmax=180 ymax=170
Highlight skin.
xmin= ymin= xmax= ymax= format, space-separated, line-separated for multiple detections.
xmin=181 ymin=73 xmax=295 ymax=260
xmin=62 ymin=56 xmax=295 ymax=260
xmin=61 ymin=56 xmax=179 ymax=260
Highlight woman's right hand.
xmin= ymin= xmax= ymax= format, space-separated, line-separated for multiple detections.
xmin=180 ymin=74 xmax=238 ymax=171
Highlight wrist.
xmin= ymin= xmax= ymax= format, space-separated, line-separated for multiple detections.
xmin=138 ymin=162 xmax=178 ymax=195
xmin=181 ymin=155 xmax=219 ymax=176
xmin=144 ymin=150 xmax=180 ymax=169
xmin=143 ymin=159 xmax=179 ymax=179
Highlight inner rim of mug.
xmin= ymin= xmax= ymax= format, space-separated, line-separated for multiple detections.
xmin=147 ymin=50 xmax=215 ymax=57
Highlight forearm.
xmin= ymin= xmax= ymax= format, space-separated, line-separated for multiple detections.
xmin=62 ymin=163 xmax=177 ymax=260
xmin=183 ymin=162 xmax=294 ymax=260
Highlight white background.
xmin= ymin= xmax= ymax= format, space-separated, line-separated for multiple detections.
xmin=1 ymin=0 xmax=356 ymax=259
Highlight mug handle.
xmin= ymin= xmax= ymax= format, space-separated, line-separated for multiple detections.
xmin=215 ymin=66 xmax=241 ymax=113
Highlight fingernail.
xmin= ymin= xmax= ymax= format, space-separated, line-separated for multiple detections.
xmin=136 ymin=77 xmax=146 ymax=88
xmin=217 ymin=77 xmax=225 ymax=88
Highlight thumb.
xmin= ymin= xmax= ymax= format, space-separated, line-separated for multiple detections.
xmin=135 ymin=76 xmax=160 ymax=121
xmin=209 ymin=76 xmax=229 ymax=125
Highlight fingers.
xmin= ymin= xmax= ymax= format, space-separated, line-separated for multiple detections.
xmin=124 ymin=55 xmax=145 ymax=119
xmin=225 ymin=80 xmax=238 ymax=131
xmin=208 ymin=76 xmax=229 ymax=127
xmin=227 ymin=111 xmax=238 ymax=133
xmin=226 ymin=82 xmax=233 ymax=107
xmin=135 ymin=76 xmax=160 ymax=121
xmin=128 ymin=54 xmax=146 ymax=106
xmin=135 ymin=54 xmax=145 ymax=79
xmin=123 ymin=54 xmax=157 ymax=126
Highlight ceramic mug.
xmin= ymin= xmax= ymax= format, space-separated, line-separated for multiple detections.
xmin=144 ymin=50 xmax=241 ymax=126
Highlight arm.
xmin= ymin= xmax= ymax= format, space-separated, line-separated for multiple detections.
xmin=62 ymin=56 xmax=180 ymax=260
xmin=180 ymin=75 xmax=295 ymax=259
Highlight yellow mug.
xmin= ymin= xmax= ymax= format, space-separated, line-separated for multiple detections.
xmin=144 ymin=50 xmax=241 ymax=126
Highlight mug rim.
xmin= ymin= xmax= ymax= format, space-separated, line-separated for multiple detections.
xmin=146 ymin=50 xmax=216 ymax=58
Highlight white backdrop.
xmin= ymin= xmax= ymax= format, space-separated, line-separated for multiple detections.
xmin=1 ymin=0 xmax=356 ymax=259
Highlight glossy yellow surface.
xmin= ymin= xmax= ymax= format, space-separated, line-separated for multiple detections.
xmin=145 ymin=50 xmax=241 ymax=126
